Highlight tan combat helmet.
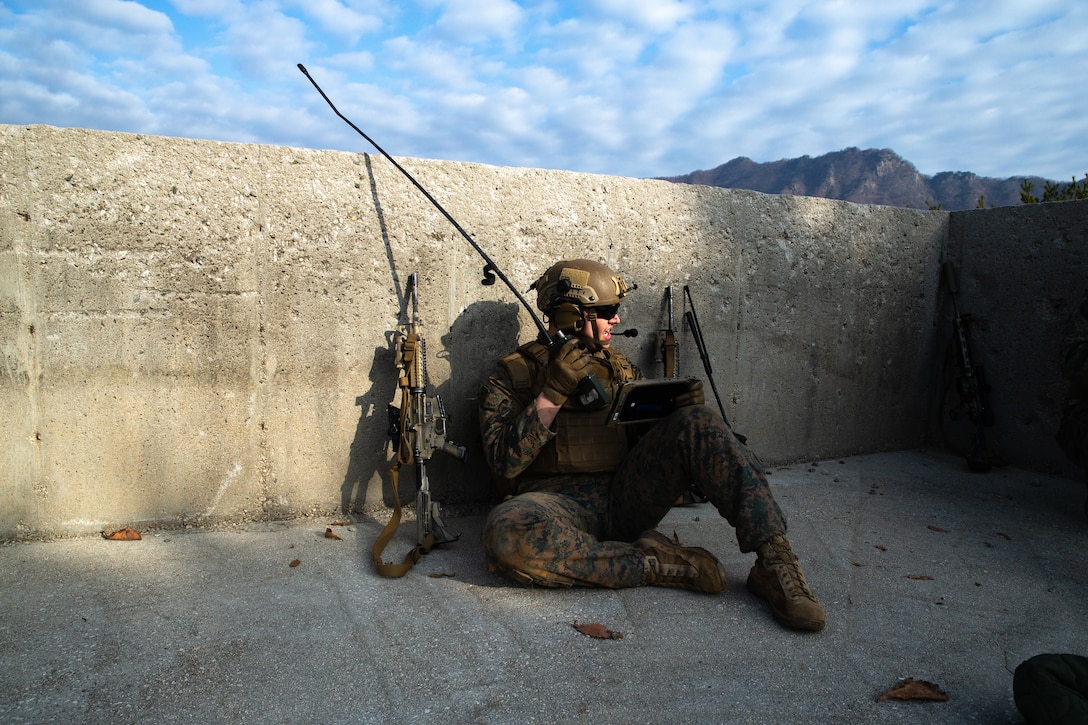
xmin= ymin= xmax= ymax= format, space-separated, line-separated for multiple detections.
xmin=531 ymin=259 xmax=632 ymax=311
xmin=530 ymin=259 xmax=635 ymax=342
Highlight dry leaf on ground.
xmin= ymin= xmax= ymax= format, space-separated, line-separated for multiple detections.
xmin=428 ymin=572 xmax=456 ymax=578
xmin=927 ymin=525 xmax=950 ymax=533
xmin=102 ymin=528 xmax=142 ymax=541
xmin=289 ymin=559 xmax=301 ymax=568
xmin=878 ymin=677 xmax=949 ymax=702
xmin=572 ymin=621 xmax=624 ymax=640
xmin=324 ymin=527 xmax=342 ymax=540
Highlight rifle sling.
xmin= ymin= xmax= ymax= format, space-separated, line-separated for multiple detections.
xmin=371 ymin=461 xmax=436 ymax=578
xmin=371 ymin=346 xmax=436 ymax=578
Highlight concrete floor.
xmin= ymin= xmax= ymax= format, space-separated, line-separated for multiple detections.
xmin=1 ymin=449 xmax=1085 ymax=724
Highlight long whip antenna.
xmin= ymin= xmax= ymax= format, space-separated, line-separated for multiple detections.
xmin=297 ymin=63 xmax=548 ymax=339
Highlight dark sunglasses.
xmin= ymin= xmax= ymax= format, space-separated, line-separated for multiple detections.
xmin=589 ymin=304 xmax=621 ymax=319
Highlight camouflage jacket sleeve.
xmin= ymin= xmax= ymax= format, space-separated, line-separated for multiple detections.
xmin=477 ymin=364 xmax=556 ymax=480
xmin=1061 ymin=289 xmax=1088 ymax=385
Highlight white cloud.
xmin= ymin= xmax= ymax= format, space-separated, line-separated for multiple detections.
xmin=170 ymin=0 xmax=246 ymax=14
xmin=587 ymin=0 xmax=694 ymax=33
xmin=80 ymin=0 xmax=175 ymax=34
xmin=430 ymin=0 xmax=524 ymax=44
xmin=534 ymin=18 xmax=648 ymax=80
xmin=640 ymin=21 xmax=738 ymax=99
xmin=19 ymin=0 xmax=179 ymax=57
xmin=289 ymin=0 xmax=385 ymax=42
xmin=211 ymin=5 xmax=312 ymax=80
xmin=0 ymin=0 xmax=1084 ymax=180
xmin=383 ymin=36 xmax=483 ymax=89
xmin=324 ymin=50 xmax=376 ymax=73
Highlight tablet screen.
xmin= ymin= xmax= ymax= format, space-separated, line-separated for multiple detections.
xmin=608 ymin=378 xmax=697 ymax=424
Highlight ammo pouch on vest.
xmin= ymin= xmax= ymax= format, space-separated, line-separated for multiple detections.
xmin=499 ymin=342 xmax=636 ymax=480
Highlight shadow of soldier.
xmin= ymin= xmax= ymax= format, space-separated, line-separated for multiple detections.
xmin=340 ymin=342 xmax=399 ymax=515
xmin=339 ymin=298 xmax=522 ymax=522
xmin=433 ymin=299 xmax=523 ymax=509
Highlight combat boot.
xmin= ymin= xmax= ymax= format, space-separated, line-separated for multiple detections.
xmin=635 ymin=530 xmax=727 ymax=594
xmin=747 ymin=535 xmax=826 ymax=631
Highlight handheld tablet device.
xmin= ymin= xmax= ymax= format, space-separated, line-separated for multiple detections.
xmin=607 ymin=378 xmax=699 ymax=425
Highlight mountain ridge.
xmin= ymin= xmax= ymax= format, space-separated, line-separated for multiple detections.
xmin=658 ymin=147 xmax=1053 ymax=211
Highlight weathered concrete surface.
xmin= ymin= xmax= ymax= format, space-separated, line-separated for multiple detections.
xmin=1 ymin=451 xmax=1085 ymax=724
xmin=1 ymin=123 xmax=1084 ymax=538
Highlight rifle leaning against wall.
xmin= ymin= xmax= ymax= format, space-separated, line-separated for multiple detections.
xmin=660 ymin=286 xmax=679 ymax=379
xmin=372 ymin=273 xmax=467 ymax=578
xmin=660 ymin=286 xmax=708 ymax=505
xmin=940 ymin=260 xmax=995 ymax=472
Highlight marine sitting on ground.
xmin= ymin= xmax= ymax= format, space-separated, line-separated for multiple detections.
xmin=476 ymin=258 xmax=826 ymax=632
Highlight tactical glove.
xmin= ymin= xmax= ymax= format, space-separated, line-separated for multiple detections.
xmin=673 ymin=379 xmax=705 ymax=408
xmin=542 ymin=338 xmax=593 ymax=406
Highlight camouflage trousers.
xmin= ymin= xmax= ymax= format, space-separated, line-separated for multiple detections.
xmin=481 ymin=405 xmax=787 ymax=588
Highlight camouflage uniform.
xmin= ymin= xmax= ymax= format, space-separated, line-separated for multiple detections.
xmin=478 ymin=343 xmax=788 ymax=588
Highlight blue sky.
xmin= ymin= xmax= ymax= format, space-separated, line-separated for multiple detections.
xmin=1 ymin=0 xmax=1084 ymax=181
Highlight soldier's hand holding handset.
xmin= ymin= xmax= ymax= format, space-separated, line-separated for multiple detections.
xmin=542 ymin=337 xmax=593 ymax=406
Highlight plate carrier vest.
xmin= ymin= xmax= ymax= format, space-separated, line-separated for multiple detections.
xmin=498 ymin=341 xmax=637 ymax=477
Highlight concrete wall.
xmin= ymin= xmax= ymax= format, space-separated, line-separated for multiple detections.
xmin=938 ymin=201 xmax=1088 ymax=477
xmin=1 ymin=124 xmax=1081 ymax=539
